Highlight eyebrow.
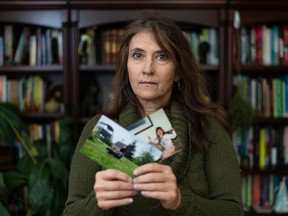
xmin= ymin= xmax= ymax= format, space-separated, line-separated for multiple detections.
xmin=130 ymin=48 xmax=144 ymax=52
xmin=130 ymin=48 xmax=165 ymax=54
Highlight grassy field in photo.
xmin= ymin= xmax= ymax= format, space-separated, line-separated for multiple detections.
xmin=80 ymin=138 xmax=138 ymax=176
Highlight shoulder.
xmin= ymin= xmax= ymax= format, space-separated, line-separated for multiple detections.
xmin=206 ymin=116 xmax=230 ymax=144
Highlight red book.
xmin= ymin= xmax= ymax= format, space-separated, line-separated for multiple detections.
xmin=255 ymin=25 xmax=263 ymax=65
xmin=252 ymin=174 xmax=261 ymax=208
xmin=282 ymin=25 xmax=288 ymax=65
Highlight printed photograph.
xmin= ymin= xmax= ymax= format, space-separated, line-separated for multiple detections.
xmin=127 ymin=109 xmax=178 ymax=159
xmin=80 ymin=115 xmax=163 ymax=176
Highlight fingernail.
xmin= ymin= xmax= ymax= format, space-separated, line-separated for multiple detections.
xmin=133 ymin=169 xmax=138 ymax=175
xmin=127 ymin=198 xmax=133 ymax=203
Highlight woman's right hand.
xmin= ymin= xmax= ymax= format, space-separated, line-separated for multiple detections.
xmin=94 ymin=169 xmax=137 ymax=210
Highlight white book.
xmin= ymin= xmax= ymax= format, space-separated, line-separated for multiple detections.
xmin=58 ymin=30 xmax=63 ymax=64
xmin=262 ymin=25 xmax=271 ymax=65
xmin=29 ymin=35 xmax=37 ymax=66
xmin=4 ymin=25 xmax=13 ymax=65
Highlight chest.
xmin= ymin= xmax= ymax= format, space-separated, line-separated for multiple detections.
xmin=182 ymin=153 xmax=209 ymax=198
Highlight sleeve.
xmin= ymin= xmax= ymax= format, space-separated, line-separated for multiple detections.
xmin=169 ymin=129 xmax=177 ymax=139
xmin=64 ymin=115 xmax=114 ymax=216
xmin=149 ymin=136 xmax=159 ymax=145
xmin=168 ymin=119 xmax=244 ymax=216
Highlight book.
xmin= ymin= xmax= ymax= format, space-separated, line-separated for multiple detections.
xmin=13 ymin=27 xmax=30 ymax=65
xmin=4 ymin=24 xmax=13 ymax=65
xmin=0 ymin=36 xmax=3 ymax=66
xmin=283 ymin=24 xmax=288 ymax=65
xmin=29 ymin=35 xmax=37 ymax=66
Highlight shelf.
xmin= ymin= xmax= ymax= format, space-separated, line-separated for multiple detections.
xmin=79 ymin=64 xmax=115 ymax=72
xmin=254 ymin=117 xmax=288 ymax=125
xmin=0 ymin=65 xmax=64 ymax=73
xmin=79 ymin=64 xmax=219 ymax=73
xmin=241 ymin=167 xmax=288 ymax=176
xmin=234 ymin=65 xmax=288 ymax=74
xmin=69 ymin=0 xmax=227 ymax=10
xmin=20 ymin=112 xmax=65 ymax=120
xmin=245 ymin=211 xmax=288 ymax=216
xmin=0 ymin=1 xmax=67 ymax=10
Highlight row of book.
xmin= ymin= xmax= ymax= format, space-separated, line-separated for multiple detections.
xmin=78 ymin=26 xmax=219 ymax=66
xmin=242 ymin=174 xmax=287 ymax=213
xmin=182 ymin=27 xmax=219 ymax=65
xmin=0 ymin=75 xmax=47 ymax=112
xmin=0 ymin=24 xmax=63 ymax=66
xmin=238 ymin=24 xmax=288 ymax=65
xmin=78 ymin=27 xmax=123 ymax=65
xmin=234 ymin=125 xmax=288 ymax=170
xmin=236 ymin=75 xmax=288 ymax=118
xmin=5 ymin=121 xmax=61 ymax=161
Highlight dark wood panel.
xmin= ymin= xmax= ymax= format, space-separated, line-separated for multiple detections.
xmin=76 ymin=9 xmax=221 ymax=28
xmin=0 ymin=0 xmax=66 ymax=10
xmin=0 ymin=65 xmax=63 ymax=73
xmin=70 ymin=0 xmax=227 ymax=10
xmin=0 ymin=10 xmax=68 ymax=27
xmin=230 ymin=0 xmax=288 ymax=10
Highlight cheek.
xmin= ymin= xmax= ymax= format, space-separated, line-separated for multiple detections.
xmin=127 ymin=64 xmax=137 ymax=83
xmin=162 ymin=71 xmax=176 ymax=86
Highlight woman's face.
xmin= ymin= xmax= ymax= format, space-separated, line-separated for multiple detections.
xmin=127 ymin=31 xmax=177 ymax=107
xmin=157 ymin=128 xmax=164 ymax=137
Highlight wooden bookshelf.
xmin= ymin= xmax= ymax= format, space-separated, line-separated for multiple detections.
xmin=1 ymin=1 xmax=288 ymax=215
xmin=227 ymin=1 xmax=288 ymax=215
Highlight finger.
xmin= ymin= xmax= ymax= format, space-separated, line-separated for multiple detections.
xmin=96 ymin=190 xmax=138 ymax=201
xmin=94 ymin=180 xmax=134 ymax=191
xmin=98 ymin=198 xmax=134 ymax=210
xmin=133 ymin=171 xmax=176 ymax=184
xmin=96 ymin=169 xmax=132 ymax=182
xmin=133 ymin=182 xmax=176 ymax=191
xmin=133 ymin=163 xmax=169 ymax=176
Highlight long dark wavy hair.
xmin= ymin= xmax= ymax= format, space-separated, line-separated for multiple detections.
xmin=104 ymin=11 xmax=230 ymax=154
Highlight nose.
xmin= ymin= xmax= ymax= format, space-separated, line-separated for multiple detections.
xmin=143 ymin=57 xmax=154 ymax=75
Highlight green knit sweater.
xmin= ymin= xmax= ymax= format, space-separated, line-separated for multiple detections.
xmin=64 ymin=101 xmax=244 ymax=216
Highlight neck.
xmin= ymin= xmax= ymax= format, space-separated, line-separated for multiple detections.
xmin=140 ymin=100 xmax=170 ymax=117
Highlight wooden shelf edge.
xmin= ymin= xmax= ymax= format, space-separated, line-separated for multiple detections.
xmin=20 ymin=112 xmax=66 ymax=120
xmin=69 ymin=0 xmax=227 ymax=9
xmin=234 ymin=65 xmax=288 ymax=73
xmin=0 ymin=65 xmax=63 ymax=73
xmin=79 ymin=64 xmax=219 ymax=72
xmin=0 ymin=1 xmax=67 ymax=10
xmin=241 ymin=167 xmax=288 ymax=175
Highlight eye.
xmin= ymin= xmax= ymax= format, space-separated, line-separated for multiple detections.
xmin=131 ymin=51 xmax=142 ymax=59
xmin=156 ymin=52 xmax=168 ymax=61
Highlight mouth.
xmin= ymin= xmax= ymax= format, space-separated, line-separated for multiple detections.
xmin=139 ymin=80 xmax=157 ymax=85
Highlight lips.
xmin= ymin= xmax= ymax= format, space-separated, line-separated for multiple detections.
xmin=139 ymin=80 xmax=157 ymax=84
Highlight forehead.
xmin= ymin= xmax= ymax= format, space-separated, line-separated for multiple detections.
xmin=129 ymin=31 xmax=160 ymax=49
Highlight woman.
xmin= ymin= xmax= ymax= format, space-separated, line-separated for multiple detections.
xmin=64 ymin=12 xmax=244 ymax=216
xmin=148 ymin=127 xmax=177 ymax=158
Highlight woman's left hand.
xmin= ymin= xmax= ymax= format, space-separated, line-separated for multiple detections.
xmin=132 ymin=163 xmax=181 ymax=210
